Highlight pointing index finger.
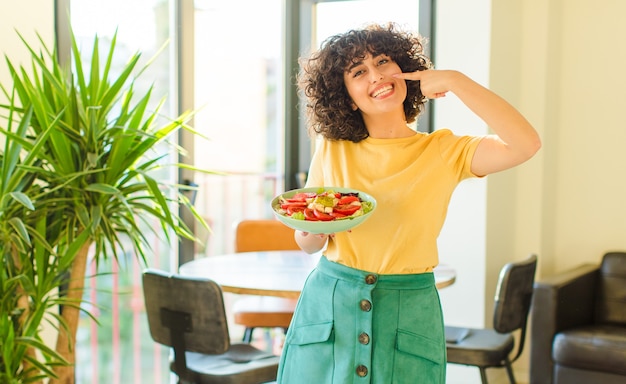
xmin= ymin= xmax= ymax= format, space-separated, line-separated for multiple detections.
xmin=393 ymin=71 xmax=423 ymax=81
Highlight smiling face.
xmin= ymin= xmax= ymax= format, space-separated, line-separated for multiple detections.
xmin=343 ymin=53 xmax=407 ymax=118
xmin=298 ymin=23 xmax=430 ymax=142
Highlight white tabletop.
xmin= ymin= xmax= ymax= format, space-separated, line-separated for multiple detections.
xmin=179 ymin=250 xmax=456 ymax=299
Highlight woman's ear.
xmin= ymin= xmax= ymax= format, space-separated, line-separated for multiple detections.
xmin=351 ymin=102 xmax=358 ymax=111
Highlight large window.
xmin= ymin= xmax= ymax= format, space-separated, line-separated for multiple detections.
xmin=190 ymin=0 xmax=286 ymax=258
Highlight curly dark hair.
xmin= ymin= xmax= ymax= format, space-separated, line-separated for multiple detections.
xmin=297 ymin=22 xmax=432 ymax=143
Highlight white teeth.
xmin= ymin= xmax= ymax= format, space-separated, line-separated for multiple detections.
xmin=372 ymin=85 xmax=393 ymax=98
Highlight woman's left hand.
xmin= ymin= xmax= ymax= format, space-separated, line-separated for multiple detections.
xmin=393 ymin=69 xmax=457 ymax=99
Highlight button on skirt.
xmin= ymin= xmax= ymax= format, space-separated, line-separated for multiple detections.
xmin=277 ymin=256 xmax=446 ymax=384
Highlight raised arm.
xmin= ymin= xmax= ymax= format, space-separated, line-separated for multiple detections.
xmin=394 ymin=70 xmax=541 ymax=176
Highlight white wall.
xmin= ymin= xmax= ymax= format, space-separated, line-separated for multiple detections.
xmin=435 ymin=0 xmax=491 ymax=328
xmin=438 ymin=1 xmax=626 ymax=382
xmin=486 ymin=0 xmax=626 ymax=382
xmin=537 ymin=0 xmax=626 ymax=269
xmin=0 ymin=1 xmax=55 ymax=99
xmin=489 ymin=0 xmax=626 ymax=293
xmin=433 ymin=0 xmax=496 ymax=382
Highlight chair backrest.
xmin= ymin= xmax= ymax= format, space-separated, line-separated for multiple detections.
xmin=492 ymin=254 xmax=537 ymax=363
xmin=596 ymin=251 xmax=626 ymax=325
xmin=142 ymin=269 xmax=230 ymax=355
xmin=234 ymin=219 xmax=299 ymax=252
xmin=493 ymin=254 xmax=538 ymax=335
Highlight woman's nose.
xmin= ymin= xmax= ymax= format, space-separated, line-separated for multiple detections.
xmin=369 ymin=68 xmax=384 ymax=83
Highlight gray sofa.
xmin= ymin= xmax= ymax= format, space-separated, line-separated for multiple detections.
xmin=529 ymin=251 xmax=626 ymax=384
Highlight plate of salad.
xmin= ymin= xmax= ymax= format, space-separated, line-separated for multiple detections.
xmin=271 ymin=187 xmax=377 ymax=234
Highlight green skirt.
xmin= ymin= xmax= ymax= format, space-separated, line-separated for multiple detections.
xmin=277 ymin=256 xmax=446 ymax=384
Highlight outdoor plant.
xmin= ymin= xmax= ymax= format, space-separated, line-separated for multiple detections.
xmin=0 ymin=29 xmax=208 ymax=383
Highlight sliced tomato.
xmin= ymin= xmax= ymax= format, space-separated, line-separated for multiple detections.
xmin=313 ymin=209 xmax=334 ymax=221
xmin=281 ymin=201 xmax=307 ymax=210
xmin=303 ymin=208 xmax=320 ymax=221
xmin=329 ymin=211 xmax=347 ymax=219
xmin=287 ymin=206 xmax=306 ymax=215
xmin=338 ymin=195 xmax=360 ymax=205
xmin=287 ymin=192 xmax=317 ymax=202
xmin=333 ymin=204 xmax=360 ymax=215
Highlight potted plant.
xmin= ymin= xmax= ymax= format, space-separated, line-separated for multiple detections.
xmin=0 ymin=103 xmax=71 ymax=383
xmin=0 ymin=29 xmax=208 ymax=383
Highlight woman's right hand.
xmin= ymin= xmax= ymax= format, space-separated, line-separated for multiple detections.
xmin=296 ymin=230 xmax=333 ymax=254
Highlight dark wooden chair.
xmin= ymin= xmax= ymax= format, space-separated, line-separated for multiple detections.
xmin=142 ymin=269 xmax=280 ymax=384
xmin=445 ymin=254 xmax=538 ymax=383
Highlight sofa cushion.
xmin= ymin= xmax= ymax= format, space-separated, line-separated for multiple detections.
xmin=553 ymin=324 xmax=626 ymax=376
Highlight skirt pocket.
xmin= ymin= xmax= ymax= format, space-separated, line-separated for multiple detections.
xmin=393 ymin=329 xmax=445 ymax=384
xmin=279 ymin=321 xmax=334 ymax=383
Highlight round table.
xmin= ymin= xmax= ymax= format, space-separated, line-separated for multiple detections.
xmin=179 ymin=250 xmax=456 ymax=299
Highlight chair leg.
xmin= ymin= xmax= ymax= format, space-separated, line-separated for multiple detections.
xmin=479 ymin=367 xmax=489 ymax=384
xmin=242 ymin=327 xmax=255 ymax=343
xmin=504 ymin=360 xmax=517 ymax=384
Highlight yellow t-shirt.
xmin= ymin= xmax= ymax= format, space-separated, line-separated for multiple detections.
xmin=305 ymin=129 xmax=483 ymax=274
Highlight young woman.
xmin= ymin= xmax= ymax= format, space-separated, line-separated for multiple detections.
xmin=277 ymin=23 xmax=541 ymax=383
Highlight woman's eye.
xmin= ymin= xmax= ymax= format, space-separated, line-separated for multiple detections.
xmin=353 ymin=69 xmax=365 ymax=77
xmin=378 ymin=58 xmax=389 ymax=65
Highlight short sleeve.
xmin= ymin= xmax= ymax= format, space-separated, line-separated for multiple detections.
xmin=435 ymin=129 xmax=484 ymax=180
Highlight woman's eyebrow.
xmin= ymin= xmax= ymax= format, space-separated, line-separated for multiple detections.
xmin=346 ymin=60 xmax=364 ymax=73
xmin=345 ymin=53 xmax=387 ymax=73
